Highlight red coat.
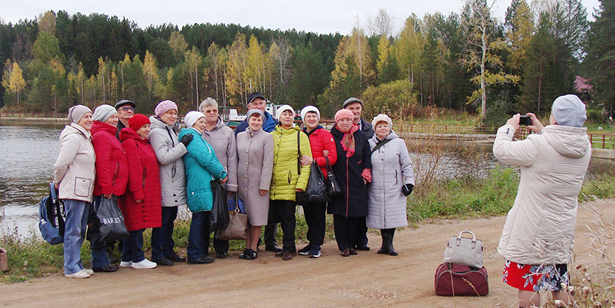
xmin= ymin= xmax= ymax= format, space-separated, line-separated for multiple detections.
xmin=304 ymin=126 xmax=338 ymax=177
xmin=92 ymin=121 xmax=129 ymax=196
xmin=119 ymin=128 xmax=162 ymax=231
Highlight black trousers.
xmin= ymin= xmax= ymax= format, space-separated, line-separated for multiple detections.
xmin=263 ymin=222 xmax=278 ymax=246
xmin=269 ymin=200 xmax=297 ymax=253
xmin=303 ymin=202 xmax=326 ymax=246
xmin=333 ymin=215 xmax=360 ymax=251
xmin=353 ymin=216 xmax=369 ymax=247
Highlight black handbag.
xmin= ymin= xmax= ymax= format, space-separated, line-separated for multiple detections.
xmin=325 ymin=157 xmax=342 ymax=198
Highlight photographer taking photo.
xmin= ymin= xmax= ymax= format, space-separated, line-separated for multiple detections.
xmin=493 ymin=94 xmax=591 ymax=308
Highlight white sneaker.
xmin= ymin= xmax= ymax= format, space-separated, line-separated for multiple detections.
xmin=131 ymin=258 xmax=157 ymax=269
xmin=119 ymin=261 xmax=132 ymax=268
xmin=65 ymin=269 xmax=91 ymax=279
xmin=83 ymin=268 xmax=94 ymax=275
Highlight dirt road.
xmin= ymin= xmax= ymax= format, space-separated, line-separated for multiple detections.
xmin=1 ymin=199 xmax=613 ymax=308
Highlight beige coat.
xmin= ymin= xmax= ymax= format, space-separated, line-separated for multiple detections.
xmin=493 ymin=124 xmax=591 ymax=264
xmin=53 ymin=123 xmax=96 ymax=202
xmin=237 ymin=128 xmax=274 ymax=226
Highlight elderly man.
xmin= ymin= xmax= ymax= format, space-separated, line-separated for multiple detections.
xmin=234 ymin=92 xmax=282 ymax=253
xmin=343 ymin=97 xmax=374 ymax=251
xmin=493 ymin=95 xmax=591 ymax=308
xmin=115 ymin=100 xmax=136 ymax=139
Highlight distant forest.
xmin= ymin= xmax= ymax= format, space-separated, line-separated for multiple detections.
xmin=1 ymin=0 xmax=614 ymax=123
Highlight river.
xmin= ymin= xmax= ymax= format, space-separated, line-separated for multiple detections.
xmin=0 ymin=122 xmax=504 ymax=238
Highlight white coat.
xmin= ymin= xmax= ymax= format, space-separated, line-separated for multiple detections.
xmin=493 ymin=124 xmax=591 ymax=264
xmin=367 ymin=132 xmax=415 ymax=229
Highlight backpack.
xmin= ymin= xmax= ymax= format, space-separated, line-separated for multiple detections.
xmin=39 ymin=183 xmax=65 ymax=245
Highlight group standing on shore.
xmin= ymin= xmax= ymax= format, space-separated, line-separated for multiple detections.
xmin=52 ymin=93 xmax=415 ymax=278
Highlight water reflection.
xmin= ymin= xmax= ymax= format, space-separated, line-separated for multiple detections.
xmin=0 ymin=124 xmax=62 ymax=237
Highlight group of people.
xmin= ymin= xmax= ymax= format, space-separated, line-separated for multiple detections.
xmin=52 ymin=93 xmax=415 ymax=279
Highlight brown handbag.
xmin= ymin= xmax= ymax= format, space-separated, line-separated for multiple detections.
xmin=215 ymin=198 xmax=248 ymax=241
xmin=0 ymin=247 xmax=8 ymax=272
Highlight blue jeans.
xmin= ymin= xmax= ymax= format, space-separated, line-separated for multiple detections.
xmin=62 ymin=199 xmax=90 ymax=274
xmin=121 ymin=229 xmax=145 ymax=263
xmin=90 ymin=196 xmax=110 ymax=268
xmin=187 ymin=211 xmax=210 ymax=261
xmin=151 ymin=206 xmax=178 ymax=260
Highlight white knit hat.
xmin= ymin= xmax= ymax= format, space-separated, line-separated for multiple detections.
xmin=184 ymin=111 xmax=206 ymax=128
xmin=276 ymin=105 xmax=295 ymax=120
xmin=371 ymin=114 xmax=393 ymax=128
xmin=300 ymin=106 xmax=320 ymax=122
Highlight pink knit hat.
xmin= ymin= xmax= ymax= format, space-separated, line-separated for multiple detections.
xmin=155 ymin=100 xmax=178 ymax=117
xmin=334 ymin=109 xmax=354 ymax=123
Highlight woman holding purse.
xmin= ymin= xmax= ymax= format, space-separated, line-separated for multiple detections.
xmin=366 ymin=114 xmax=415 ymax=256
xmin=90 ymin=104 xmax=129 ymax=272
xmin=179 ymin=111 xmax=228 ymax=265
xmin=236 ymin=109 xmax=274 ymax=260
xmin=119 ymin=114 xmax=162 ymax=269
xmin=53 ymin=105 xmax=96 ymax=278
xmin=297 ymin=106 xmax=337 ymax=258
xmin=328 ymin=109 xmax=372 ymax=257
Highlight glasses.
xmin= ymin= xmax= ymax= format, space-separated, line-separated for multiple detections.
xmin=119 ymin=107 xmax=134 ymax=112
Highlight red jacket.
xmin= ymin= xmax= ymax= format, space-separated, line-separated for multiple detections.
xmin=119 ymin=128 xmax=162 ymax=231
xmin=304 ymin=126 xmax=338 ymax=177
xmin=92 ymin=121 xmax=129 ymax=196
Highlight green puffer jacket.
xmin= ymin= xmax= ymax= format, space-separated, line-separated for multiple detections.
xmin=270 ymin=125 xmax=312 ymax=201
xmin=179 ymin=128 xmax=227 ymax=213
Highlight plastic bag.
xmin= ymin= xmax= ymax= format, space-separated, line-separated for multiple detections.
xmin=298 ymin=161 xmax=329 ymax=205
xmin=97 ymin=196 xmax=129 ymax=242
xmin=209 ymin=180 xmax=230 ymax=232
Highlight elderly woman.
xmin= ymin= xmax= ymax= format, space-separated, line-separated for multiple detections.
xmin=89 ymin=104 xmax=129 ymax=273
xmin=199 ymin=98 xmax=238 ymax=259
xmin=493 ymin=95 xmax=591 ymax=308
xmin=269 ymin=105 xmax=311 ymax=261
xmin=328 ymin=109 xmax=372 ymax=257
xmin=367 ymin=114 xmax=414 ymax=256
xmin=236 ymin=109 xmax=274 ymax=260
xmin=53 ymin=105 xmax=95 ymax=278
xmin=119 ymin=114 xmax=162 ymax=269
xmin=149 ymin=100 xmax=193 ymax=266
xmin=179 ymin=111 xmax=228 ymax=265
xmin=298 ymin=106 xmax=338 ymax=258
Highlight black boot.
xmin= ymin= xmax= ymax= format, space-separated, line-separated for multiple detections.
xmin=387 ymin=229 xmax=398 ymax=256
xmin=377 ymin=230 xmax=389 ymax=254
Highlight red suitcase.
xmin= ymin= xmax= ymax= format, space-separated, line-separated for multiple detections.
xmin=434 ymin=262 xmax=489 ymax=296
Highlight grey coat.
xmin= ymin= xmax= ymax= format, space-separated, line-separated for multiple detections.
xmin=149 ymin=116 xmax=187 ymax=207
xmin=202 ymin=116 xmax=238 ymax=192
xmin=237 ymin=128 xmax=274 ymax=226
xmin=367 ymin=132 xmax=415 ymax=229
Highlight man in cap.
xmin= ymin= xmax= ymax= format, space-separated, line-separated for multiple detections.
xmin=115 ymin=100 xmax=136 ymax=139
xmin=343 ymin=97 xmax=374 ymax=251
xmin=235 ymin=92 xmax=278 ymax=135
xmin=235 ymin=92 xmax=282 ymax=252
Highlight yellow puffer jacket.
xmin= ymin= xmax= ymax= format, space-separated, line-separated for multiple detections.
xmin=270 ymin=125 xmax=312 ymax=201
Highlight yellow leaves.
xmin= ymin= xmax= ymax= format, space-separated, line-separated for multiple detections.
xmin=168 ymin=31 xmax=188 ymax=60
xmin=143 ymin=50 xmax=160 ymax=93
xmin=1 ymin=60 xmax=26 ymax=104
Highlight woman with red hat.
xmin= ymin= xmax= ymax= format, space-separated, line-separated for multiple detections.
xmin=118 ymin=114 xmax=162 ymax=269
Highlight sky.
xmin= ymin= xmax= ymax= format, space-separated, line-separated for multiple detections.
xmin=1 ymin=0 xmax=603 ymax=35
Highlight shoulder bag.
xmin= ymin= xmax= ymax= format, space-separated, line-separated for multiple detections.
xmin=325 ymin=157 xmax=341 ymax=198
xmin=215 ymin=194 xmax=248 ymax=240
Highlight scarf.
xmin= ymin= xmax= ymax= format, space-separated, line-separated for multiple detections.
xmin=339 ymin=123 xmax=359 ymax=158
